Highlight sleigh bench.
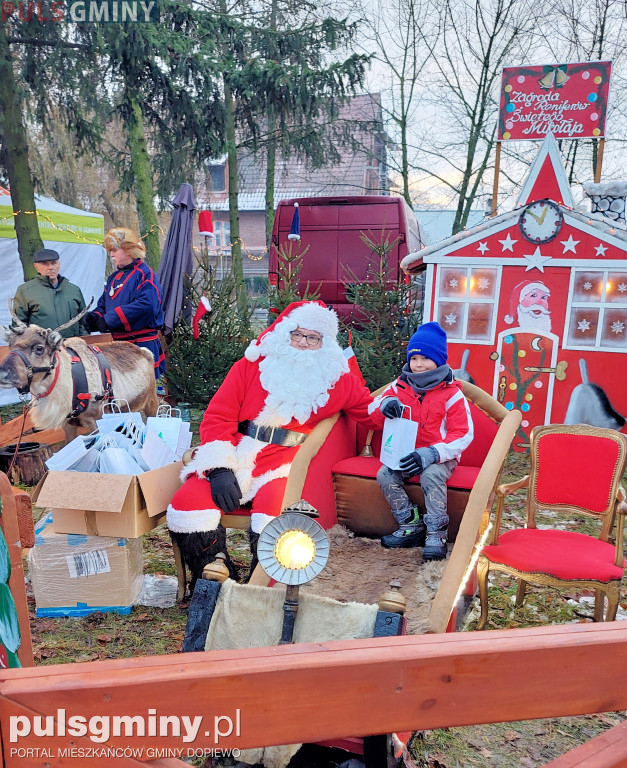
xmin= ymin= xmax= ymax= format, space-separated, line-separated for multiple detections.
xmin=332 ymin=381 xmax=511 ymax=542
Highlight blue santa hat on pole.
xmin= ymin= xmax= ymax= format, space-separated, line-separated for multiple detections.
xmin=288 ymin=202 xmax=301 ymax=241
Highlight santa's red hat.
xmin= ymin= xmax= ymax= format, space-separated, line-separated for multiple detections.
xmin=192 ymin=295 xmax=212 ymax=339
xmin=504 ymin=280 xmax=551 ymax=324
xmin=245 ymin=300 xmax=338 ymax=362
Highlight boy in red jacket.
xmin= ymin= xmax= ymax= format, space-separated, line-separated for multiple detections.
xmin=370 ymin=322 xmax=473 ymax=560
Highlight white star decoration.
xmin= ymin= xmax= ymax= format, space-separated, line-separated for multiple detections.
xmin=619 ymin=283 xmax=627 ymax=293
xmin=478 ymin=277 xmax=490 ymax=290
xmin=611 ymin=320 xmax=625 ymax=334
xmin=498 ymin=233 xmax=517 ymax=252
xmin=449 ymin=278 xmax=459 ymax=288
xmin=560 ymin=235 xmax=579 ymax=254
xmin=444 ymin=313 xmax=457 ymax=326
xmin=477 ymin=241 xmax=489 ymax=254
xmin=524 ymin=247 xmax=552 ymax=272
xmin=595 ymin=243 xmax=608 ymax=257
xmin=583 ymin=281 xmax=592 ymax=290
xmin=577 ymin=319 xmax=591 ymax=332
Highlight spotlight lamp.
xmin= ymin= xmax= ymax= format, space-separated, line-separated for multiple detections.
xmin=257 ymin=500 xmax=330 ymax=644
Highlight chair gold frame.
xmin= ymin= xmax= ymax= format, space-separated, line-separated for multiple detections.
xmin=477 ymin=423 xmax=627 ymax=630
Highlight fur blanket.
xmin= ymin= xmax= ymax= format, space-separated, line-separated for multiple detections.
xmin=301 ymin=525 xmax=450 ymax=635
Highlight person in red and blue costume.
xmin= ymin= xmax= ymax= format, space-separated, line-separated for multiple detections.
xmin=83 ymin=227 xmax=166 ymax=378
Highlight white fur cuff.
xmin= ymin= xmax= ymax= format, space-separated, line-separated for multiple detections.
xmin=250 ymin=512 xmax=276 ymax=533
xmin=181 ymin=440 xmax=239 ymax=481
xmin=166 ymin=505 xmax=222 ymax=533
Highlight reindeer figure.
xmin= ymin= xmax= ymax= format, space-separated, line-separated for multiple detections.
xmin=0 ymin=301 xmax=159 ymax=440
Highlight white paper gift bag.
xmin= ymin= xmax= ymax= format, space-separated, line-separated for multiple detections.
xmin=380 ymin=407 xmax=418 ymax=470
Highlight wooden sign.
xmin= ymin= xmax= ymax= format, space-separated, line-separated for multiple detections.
xmin=498 ymin=61 xmax=612 ymax=141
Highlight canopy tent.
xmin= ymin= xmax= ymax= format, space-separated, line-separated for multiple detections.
xmin=0 ymin=187 xmax=106 ymax=405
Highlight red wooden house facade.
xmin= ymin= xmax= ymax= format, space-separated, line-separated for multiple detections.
xmin=402 ymin=134 xmax=627 ymax=451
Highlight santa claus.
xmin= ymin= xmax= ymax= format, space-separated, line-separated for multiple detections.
xmin=504 ymin=280 xmax=552 ymax=332
xmin=167 ymin=300 xmax=373 ymax=591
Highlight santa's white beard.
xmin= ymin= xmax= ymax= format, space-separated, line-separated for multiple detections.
xmin=257 ymin=341 xmax=349 ymax=426
xmin=518 ymin=303 xmax=551 ymax=332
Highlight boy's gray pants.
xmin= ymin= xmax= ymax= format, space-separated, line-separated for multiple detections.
xmin=376 ymin=459 xmax=458 ymax=532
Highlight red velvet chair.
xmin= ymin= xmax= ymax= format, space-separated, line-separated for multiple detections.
xmin=477 ymin=424 xmax=627 ymax=630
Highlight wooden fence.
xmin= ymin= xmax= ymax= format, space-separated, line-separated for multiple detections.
xmin=0 ymin=621 xmax=625 ymax=767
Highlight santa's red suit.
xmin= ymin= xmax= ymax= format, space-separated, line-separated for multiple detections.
xmin=167 ymin=301 xmax=373 ymax=536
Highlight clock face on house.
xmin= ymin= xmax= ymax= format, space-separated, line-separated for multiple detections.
xmin=519 ymin=200 xmax=563 ymax=244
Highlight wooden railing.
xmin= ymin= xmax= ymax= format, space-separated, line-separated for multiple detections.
xmin=0 ymin=622 xmax=625 ymax=766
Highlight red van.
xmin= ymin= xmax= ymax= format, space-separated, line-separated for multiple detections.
xmin=269 ymin=196 xmax=425 ymax=316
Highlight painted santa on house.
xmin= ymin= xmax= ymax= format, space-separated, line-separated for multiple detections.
xmin=402 ymin=133 xmax=627 ymax=451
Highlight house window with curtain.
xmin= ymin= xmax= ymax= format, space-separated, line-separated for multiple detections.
xmin=434 ymin=265 xmax=501 ymax=343
xmin=214 ymin=221 xmax=231 ymax=249
xmin=564 ymin=269 xmax=627 ymax=351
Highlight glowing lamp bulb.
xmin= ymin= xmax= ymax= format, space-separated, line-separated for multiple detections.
xmin=274 ymin=530 xmax=315 ymax=570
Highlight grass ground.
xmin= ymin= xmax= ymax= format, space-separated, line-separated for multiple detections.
xmin=2 ymin=401 xmax=626 ymax=767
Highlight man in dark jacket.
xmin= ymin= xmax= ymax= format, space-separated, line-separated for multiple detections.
xmin=12 ymin=248 xmax=87 ymax=339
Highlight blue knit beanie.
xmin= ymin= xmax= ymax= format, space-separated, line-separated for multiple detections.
xmin=406 ymin=322 xmax=448 ymax=366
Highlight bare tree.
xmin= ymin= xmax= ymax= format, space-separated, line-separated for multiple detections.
xmin=360 ymin=0 xmax=438 ymax=205
xmin=410 ymin=0 xmax=543 ymax=232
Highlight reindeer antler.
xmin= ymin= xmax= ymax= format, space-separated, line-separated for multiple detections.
xmin=7 ymin=299 xmax=26 ymax=333
xmin=53 ymin=297 xmax=94 ymax=335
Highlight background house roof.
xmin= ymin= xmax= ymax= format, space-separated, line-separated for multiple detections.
xmin=200 ymin=93 xmax=389 ymax=211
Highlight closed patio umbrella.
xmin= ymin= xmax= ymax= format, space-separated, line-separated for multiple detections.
xmin=158 ymin=183 xmax=196 ymax=335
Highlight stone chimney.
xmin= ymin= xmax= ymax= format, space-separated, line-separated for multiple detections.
xmin=583 ymin=181 xmax=627 ymax=225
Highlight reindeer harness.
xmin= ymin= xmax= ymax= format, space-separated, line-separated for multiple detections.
xmin=65 ymin=345 xmax=114 ymax=418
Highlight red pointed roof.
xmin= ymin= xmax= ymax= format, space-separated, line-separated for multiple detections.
xmin=517 ymin=133 xmax=575 ymax=208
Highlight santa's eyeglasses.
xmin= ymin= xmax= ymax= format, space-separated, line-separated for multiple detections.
xmin=290 ymin=330 xmax=322 ymax=347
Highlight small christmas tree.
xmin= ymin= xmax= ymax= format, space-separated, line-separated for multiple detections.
xmin=342 ymin=230 xmax=423 ymax=391
xmin=267 ymin=241 xmax=320 ymax=316
xmin=166 ymin=247 xmax=254 ymax=404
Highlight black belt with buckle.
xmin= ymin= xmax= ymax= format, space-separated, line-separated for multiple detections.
xmin=238 ymin=420 xmax=308 ymax=447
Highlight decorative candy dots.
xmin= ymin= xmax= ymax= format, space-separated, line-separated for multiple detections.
xmin=503 ymin=132 xmax=511 ymax=139
xmin=499 ymin=364 xmax=505 ymax=372
xmin=518 ymin=350 xmax=526 ymax=357
xmin=525 ymin=394 xmax=533 ymax=401
xmin=509 ymin=382 xmax=517 ymax=390
xmin=505 ymin=84 xmax=512 ymax=92
xmin=594 ymin=76 xmax=602 ymax=84
xmin=593 ymin=128 xmax=601 ymax=136
xmin=521 ymin=403 xmax=530 ymax=412
xmin=505 ymin=335 xmax=513 ymax=344
xmin=505 ymin=402 xmax=514 ymax=410
xmin=517 ymin=75 xmax=525 ymax=83
xmin=506 ymin=121 xmax=513 ymax=130
xmin=582 ymin=71 xmax=590 ymax=80
xmin=506 ymin=103 xmax=515 ymax=113
xmin=588 ymin=93 xmax=597 ymax=102
xmin=591 ymin=112 xmax=598 ymax=121
xmin=522 ymin=420 xmax=529 ymax=428
xmin=534 ymin=380 xmax=543 ymax=388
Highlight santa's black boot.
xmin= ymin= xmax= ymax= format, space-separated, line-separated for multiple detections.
xmin=170 ymin=526 xmax=233 ymax=596
xmin=247 ymin=530 xmax=260 ymax=582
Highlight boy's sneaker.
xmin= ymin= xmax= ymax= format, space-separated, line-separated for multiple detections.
xmin=381 ymin=507 xmax=426 ymax=549
xmin=422 ymin=529 xmax=448 ymax=561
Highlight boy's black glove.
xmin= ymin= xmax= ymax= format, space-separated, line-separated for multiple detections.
xmin=207 ymin=468 xmax=242 ymax=513
xmin=399 ymin=446 xmax=439 ymax=477
xmin=380 ymin=397 xmax=403 ymax=419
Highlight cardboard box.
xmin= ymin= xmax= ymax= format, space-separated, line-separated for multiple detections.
xmin=33 ymin=462 xmax=182 ymax=538
xmin=28 ymin=513 xmax=144 ymax=617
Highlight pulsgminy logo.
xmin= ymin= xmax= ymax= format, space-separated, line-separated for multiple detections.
xmin=1 ymin=0 xmax=159 ymax=22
